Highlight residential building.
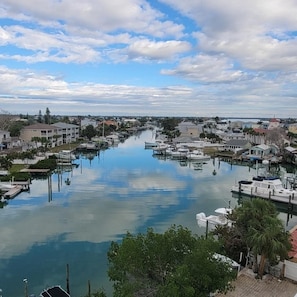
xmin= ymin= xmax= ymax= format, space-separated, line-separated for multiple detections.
xmin=20 ymin=123 xmax=58 ymax=147
xmin=80 ymin=118 xmax=98 ymax=130
xmin=285 ymin=146 xmax=297 ymax=164
xmin=223 ymin=139 xmax=252 ymax=153
xmin=178 ymin=121 xmax=202 ymax=138
xmin=246 ymin=144 xmax=276 ymax=161
xmin=52 ymin=122 xmax=80 ymax=145
xmin=268 ymin=118 xmax=281 ymax=130
xmin=0 ymin=130 xmax=11 ymax=150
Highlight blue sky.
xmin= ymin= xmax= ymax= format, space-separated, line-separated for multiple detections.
xmin=0 ymin=0 xmax=297 ymax=118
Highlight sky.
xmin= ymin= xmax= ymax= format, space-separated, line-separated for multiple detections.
xmin=0 ymin=0 xmax=297 ymax=118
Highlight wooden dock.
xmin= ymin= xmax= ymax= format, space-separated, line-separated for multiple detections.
xmin=2 ymin=180 xmax=30 ymax=199
xmin=20 ymin=168 xmax=50 ymax=173
xmin=3 ymin=185 xmax=23 ymax=199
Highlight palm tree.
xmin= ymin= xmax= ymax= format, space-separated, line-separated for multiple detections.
xmin=234 ymin=198 xmax=291 ymax=279
xmin=247 ymin=215 xmax=291 ymax=278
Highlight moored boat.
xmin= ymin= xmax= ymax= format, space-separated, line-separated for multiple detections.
xmin=231 ymin=176 xmax=297 ymax=201
xmin=54 ymin=150 xmax=76 ymax=161
xmin=186 ymin=149 xmax=211 ymax=161
xmin=196 ymin=207 xmax=232 ymax=229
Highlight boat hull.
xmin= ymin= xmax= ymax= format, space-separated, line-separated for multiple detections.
xmin=231 ymin=177 xmax=297 ymax=204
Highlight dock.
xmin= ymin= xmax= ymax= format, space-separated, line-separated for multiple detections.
xmin=20 ymin=168 xmax=50 ymax=174
xmin=3 ymin=185 xmax=23 ymax=198
xmin=232 ymin=190 xmax=297 ymax=208
xmin=2 ymin=180 xmax=30 ymax=199
xmin=40 ymin=285 xmax=70 ymax=297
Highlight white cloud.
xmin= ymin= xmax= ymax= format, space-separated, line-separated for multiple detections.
xmin=127 ymin=39 xmax=191 ymax=60
xmin=162 ymin=54 xmax=245 ymax=83
xmin=1 ymin=0 xmax=184 ymax=37
xmin=0 ymin=0 xmax=297 ymax=117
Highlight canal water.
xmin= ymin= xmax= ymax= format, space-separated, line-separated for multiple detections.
xmin=1 ymin=129 xmax=296 ymax=297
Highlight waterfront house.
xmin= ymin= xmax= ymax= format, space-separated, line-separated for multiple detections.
xmin=20 ymin=123 xmax=59 ymax=148
xmin=223 ymin=139 xmax=252 ymax=153
xmin=244 ymin=144 xmax=276 ymax=162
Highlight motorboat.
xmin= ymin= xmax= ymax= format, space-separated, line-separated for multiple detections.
xmin=152 ymin=143 xmax=170 ymax=155
xmin=186 ymin=149 xmax=211 ymax=161
xmin=78 ymin=141 xmax=98 ymax=150
xmin=231 ymin=176 xmax=297 ymax=200
xmin=170 ymin=146 xmax=189 ymax=159
xmin=54 ymin=150 xmax=76 ymax=160
xmin=0 ymin=182 xmax=15 ymax=191
xmin=145 ymin=141 xmax=159 ymax=148
xmin=196 ymin=207 xmax=232 ymax=228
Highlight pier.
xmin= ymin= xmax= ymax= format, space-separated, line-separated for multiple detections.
xmin=2 ymin=180 xmax=31 ymax=199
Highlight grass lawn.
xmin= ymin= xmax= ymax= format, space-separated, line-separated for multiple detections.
xmin=10 ymin=164 xmax=26 ymax=173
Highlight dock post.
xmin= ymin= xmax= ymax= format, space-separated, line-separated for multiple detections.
xmin=288 ymin=195 xmax=292 ymax=213
xmin=66 ymin=263 xmax=70 ymax=295
xmin=88 ymin=280 xmax=91 ymax=297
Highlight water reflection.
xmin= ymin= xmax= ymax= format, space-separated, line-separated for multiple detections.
xmin=0 ymin=129 xmax=296 ymax=297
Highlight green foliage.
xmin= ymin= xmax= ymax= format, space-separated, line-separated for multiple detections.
xmin=160 ymin=117 xmax=181 ymax=131
xmin=44 ymin=107 xmax=51 ymax=124
xmin=231 ymin=199 xmax=291 ymax=278
xmin=81 ymin=125 xmax=97 ymax=140
xmin=29 ymin=158 xmax=57 ymax=170
xmin=213 ymin=224 xmax=247 ymax=266
xmin=82 ymin=289 xmax=107 ymax=297
xmin=0 ymin=156 xmax=12 ymax=170
xmin=8 ymin=121 xmax=25 ymax=137
xmin=108 ymin=225 xmax=236 ymax=297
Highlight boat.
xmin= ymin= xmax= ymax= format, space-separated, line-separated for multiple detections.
xmin=196 ymin=207 xmax=232 ymax=228
xmin=152 ymin=143 xmax=170 ymax=155
xmin=0 ymin=182 xmax=15 ymax=191
xmin=77 ymin=141 xmax=98 ymax=150
xmin=170 ymin=146 xmax=189 ymax=159
xmin=231 ymin=176 xmax=297 ymax=201
xmin=40 ymin=285 xmax=70 ymax=297
xmin=186 ymin=149 xmax=211 ymax=161
xmin=55 ymin=150 xmax=76 ymax=161
xmin=145 ymin=141 xmax=159 ymax=148
xmin=192 ymin=162 xmax=203 ymax=170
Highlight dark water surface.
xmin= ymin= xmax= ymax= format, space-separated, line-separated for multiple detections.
xmin=1 ymin=130 xmax=296 ymax=297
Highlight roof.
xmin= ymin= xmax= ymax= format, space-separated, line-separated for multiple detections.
xmin=289 ymin=226 xmax=297 ymax=260
xmin=252 ymin=144 xmax=271 ymax=150
xmin=215 ymin=268 xmax=297 ymax=297
xmin=23 ymin=123 xmax=58 ymax=130
xmin=40 ymin=286 xmax=70 ymax=297
xmin=286 ymin=146 xmax=297 ymax=154
xmin=52 ymin=122 xmax=79 ymax=128
xmin=253 ymin=128 xmax=267 ymax=134
xmin=270 ymin=118 xmax=280 ymax=123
